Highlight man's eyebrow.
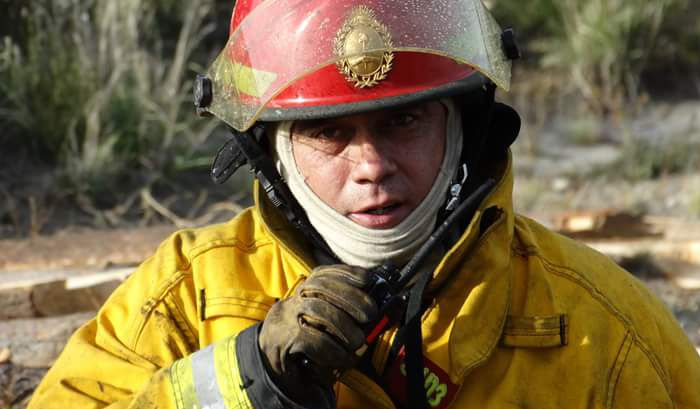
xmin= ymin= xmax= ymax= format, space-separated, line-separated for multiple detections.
xmin=293 ymin=103 xmax=428 ymax=133
xmin=294 ymin=119 xmax=333 ymax=133
xmin=391 ymin=103 xmax=427 ymax=114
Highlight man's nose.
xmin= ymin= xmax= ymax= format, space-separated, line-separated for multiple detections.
xmin=349 ymin=130 xmax=398 ymax=184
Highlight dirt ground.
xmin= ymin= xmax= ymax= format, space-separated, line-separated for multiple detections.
xmin=0 ymin=225 xmax=177 ymax=273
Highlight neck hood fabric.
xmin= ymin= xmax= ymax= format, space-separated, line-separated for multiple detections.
xmin=272 ymin=100 xmax=463 ymax=268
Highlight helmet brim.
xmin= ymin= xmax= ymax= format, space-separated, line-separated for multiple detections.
xmin=257 ymin=73 xmax=489 ymax=123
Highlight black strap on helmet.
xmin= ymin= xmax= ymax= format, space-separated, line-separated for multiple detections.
xmin=211 ymin=124 xmax=338 ymax=263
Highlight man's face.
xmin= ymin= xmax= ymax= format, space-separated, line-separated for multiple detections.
xmin=290 ymin=100 xmax=447 ymax=229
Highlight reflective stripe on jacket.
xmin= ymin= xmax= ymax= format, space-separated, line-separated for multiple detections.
xmin=28 ymin=154 xmax=700 ymax=409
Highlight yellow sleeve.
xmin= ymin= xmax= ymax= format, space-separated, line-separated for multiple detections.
xmin=26 ymin=230 xmax=217 ymax=409
xmin=26 ymin=315 xmax=181 ymax=409
xmin=28 ymin=319 xmax=255 ymax=409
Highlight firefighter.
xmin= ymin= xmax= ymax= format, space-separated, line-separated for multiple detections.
xmin=29 ymin=1 xmax=700 ymax=408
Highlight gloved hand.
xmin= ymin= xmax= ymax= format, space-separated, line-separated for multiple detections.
xmin=258 ymin=264 xmax=377 ymax=399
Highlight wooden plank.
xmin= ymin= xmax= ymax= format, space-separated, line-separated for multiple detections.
xmin=586 ymin=239 xmax=700 ymax=265
xmin=32 ymin=279 xmax=123 ymax=317
xmin=583 ymin=238 xmax=700 ymax=290
xmin=554 ymin=210 xmax=664 ymax=239
xmin=553 ymin=211 xmax=700 ymax=289
xmin=0 ymin=287 xmax=35 ymax=320
xmin=553 ymin=211 xmax=700 ymax=240
xmin=0 ymin=267 xmax=132 ymax=291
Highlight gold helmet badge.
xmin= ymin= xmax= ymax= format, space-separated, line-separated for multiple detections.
xmin=334 ymin=5 xmax=394 ymax=88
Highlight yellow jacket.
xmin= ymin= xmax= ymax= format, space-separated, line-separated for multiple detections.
xmin=29 ymin=156 xmax=700 ymax=409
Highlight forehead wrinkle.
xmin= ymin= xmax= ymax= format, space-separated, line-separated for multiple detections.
xmin=291 ymin=135 xmax=361 ymax=165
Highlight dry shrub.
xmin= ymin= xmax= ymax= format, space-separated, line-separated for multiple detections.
xmin=539 ymin=0 xmax=674 ymax=118
xmin=490 ymin=0 xmax=689 ymax=123
xmin=0 ymin=0 xmax=219 ymax=200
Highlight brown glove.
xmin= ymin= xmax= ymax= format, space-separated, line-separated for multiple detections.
xmin=258 ymin=265 xmax=377 ymax=398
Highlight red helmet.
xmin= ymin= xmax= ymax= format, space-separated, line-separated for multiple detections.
xmin=200 ymin=0 xmax=513 ymax=131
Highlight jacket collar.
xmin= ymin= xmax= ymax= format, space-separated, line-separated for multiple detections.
xmin=402 ymin=152 xmax=514 ymax=382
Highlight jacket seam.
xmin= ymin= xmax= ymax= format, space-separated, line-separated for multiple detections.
xmin=165 ymin=291 xmax=197 ymax=339
xmin=606 ymin=333 xmax=674 ymax=408
xmin=128 ymin=270 xmax=189 ymax=349
xmin=503 ymin=328 xmax=561 ymax=337
xmin=606 ymin=330 xmax=633 ymax=409
xmin=164 ymin=291 xmax=198 ymax=353
xmin=631 ymin=337 xmax=675 ymax=407
xmin=187 ymin=239 xmax=274 ymax=263
xmin=511 ymin=243 xmax=537 ymax=257
xmin=534 ymin=254 xmax=673 ymax=399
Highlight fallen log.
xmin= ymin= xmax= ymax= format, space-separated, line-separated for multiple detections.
xmin=0 ymin=268 xmax=132 ymax=319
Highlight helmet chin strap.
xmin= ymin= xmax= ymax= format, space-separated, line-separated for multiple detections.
xmin=211 ymin=124 xmax=339 ymax=264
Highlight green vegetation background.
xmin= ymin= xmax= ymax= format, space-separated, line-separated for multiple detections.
xmin=0 ymin=0 xmax=699 ymax=236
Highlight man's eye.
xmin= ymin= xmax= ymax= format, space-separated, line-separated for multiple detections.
xmin=315 ymin=127 xmax=343 ymax=139
xmin=388 ymin=114 xmax=417 ymax=127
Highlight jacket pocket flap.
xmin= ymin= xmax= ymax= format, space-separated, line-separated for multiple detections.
xmin=202 ymin=288 xmax=276 ymax=321
xmin=501 ymin=314 xmax=568 ymax=348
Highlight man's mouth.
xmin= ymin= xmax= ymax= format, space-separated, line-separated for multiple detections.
xmin=349 ymin=201 xmax=409 ymax=228
xmin=364 ymin=204 xmax=400 ymax=215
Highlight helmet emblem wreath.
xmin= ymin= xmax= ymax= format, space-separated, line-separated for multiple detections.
xmin=333 ymin=5 xmax=394 ymax=88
